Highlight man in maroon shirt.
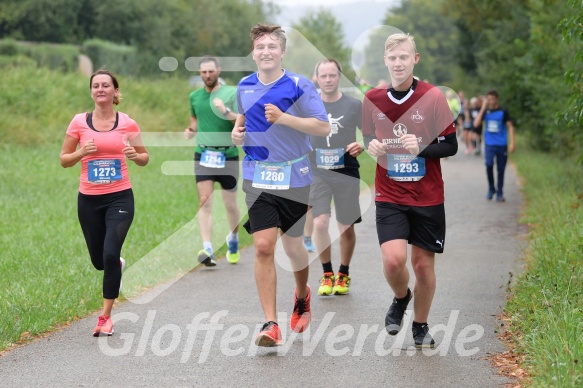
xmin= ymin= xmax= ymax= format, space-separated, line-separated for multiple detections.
xmin=362 ymin=33 xmax=458 ymax=348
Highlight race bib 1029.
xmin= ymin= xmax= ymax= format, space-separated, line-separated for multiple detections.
xmin=316 ymin=148 xmax=345 ymax=170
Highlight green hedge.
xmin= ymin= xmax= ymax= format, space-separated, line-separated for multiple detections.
xmin=0 ymin=55 xmax=37 ymax=69
xmin=0 ymin=39 xmax=79 ymax=72
xmin=0 ymin=39 xmax=19 ymax=56
xmin=82 ymin=39 xmax=137 ymax=76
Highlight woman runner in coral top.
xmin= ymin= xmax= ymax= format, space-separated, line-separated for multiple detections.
xmin=60 ymin=70 xmax=149 ymax=337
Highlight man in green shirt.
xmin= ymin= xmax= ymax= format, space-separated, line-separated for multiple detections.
xmin=184 ymin=56 xmax=240 ymax=266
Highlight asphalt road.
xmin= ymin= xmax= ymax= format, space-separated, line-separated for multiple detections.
xmin=1 ymin=150 xmax=525 ymax=387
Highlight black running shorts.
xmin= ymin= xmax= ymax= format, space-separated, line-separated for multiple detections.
xmin=375 ymin=201 xmax=446 ymax=253
xmin=242 ymin=179 xmax=310 ymax=237
xmin=309 ymin=174 xmax=362 ymax=225
xmin=194 ymin=152 xmax=239 ymax=191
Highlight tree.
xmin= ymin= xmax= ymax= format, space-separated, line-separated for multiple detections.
xmin=288 ymin=8 xmax=355 ymax=82
xmin=559 ymin=0 xmax=583 ymax=159
xmin=445 ymin=0 xmax=581 ymax=155
xmin=0 ymin=0 xmax=87 ymax=43
xmin=0 ymin=0 xmax=277 ymax=78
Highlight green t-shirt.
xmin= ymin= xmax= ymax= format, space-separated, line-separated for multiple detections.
xmin=189 ymin=85 xmax=238 ymax=157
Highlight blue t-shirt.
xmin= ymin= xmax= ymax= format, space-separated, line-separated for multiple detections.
xmin=237 ymin=70 xmax=329 ymax=187
xmin=484 ymin=108 xmax=511 ymax=146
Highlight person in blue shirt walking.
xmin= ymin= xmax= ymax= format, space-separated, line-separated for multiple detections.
xmin=231 ymin=23 xmax=330 ymax=347
xmin=473 ymin=89 xmax=515 ymax=202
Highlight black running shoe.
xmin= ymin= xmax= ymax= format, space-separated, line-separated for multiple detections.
xmin=384 ymin=289 xmax=411 ymax=335
xmin=412 ymin=323 xmax=435 ymax=349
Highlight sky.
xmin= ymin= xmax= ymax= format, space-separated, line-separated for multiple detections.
xmin=275 ymin=0 xmax=398 ymax=52
xmin=276 ymin=0 xmax=389 ymax=5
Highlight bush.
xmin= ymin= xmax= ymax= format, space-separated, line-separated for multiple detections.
xmin=82 ymin=39 xmax=137 ymax=76
xmin=0 ymin=55 xmax=37 ymax=69
xmin=0 ymin=39 xmax=79 ymax=72
xmin=22 ymin=43 xmax=79 ymax=72
xmin=0 ymin=39 xmax=19 ymax=56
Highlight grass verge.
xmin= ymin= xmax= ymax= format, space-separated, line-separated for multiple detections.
xmin=505 ymin=139 xmax=582 ymax=386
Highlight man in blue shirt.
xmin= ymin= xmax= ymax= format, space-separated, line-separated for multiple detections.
xmin=232 ymin=23 xmax=330 ymax=347
xmin=473 ymin=90 xmax=515 ymax=202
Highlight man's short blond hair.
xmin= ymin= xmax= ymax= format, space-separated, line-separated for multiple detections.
xmin=384 ymin=33 xmax=417 ymax=54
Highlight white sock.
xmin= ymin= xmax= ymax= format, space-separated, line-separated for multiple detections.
xmin=228 ymin=232 xmax=239 ymax=242
xmin=203 ymin=241 xmax=213 ymax=253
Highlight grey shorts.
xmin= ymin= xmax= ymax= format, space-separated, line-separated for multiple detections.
xmin=309 ymin=174 xmax=362 ymax=225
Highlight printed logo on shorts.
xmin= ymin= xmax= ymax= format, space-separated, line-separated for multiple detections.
xmin=300 ymin=166 xmax=310 ymax=175
xmin=411 ymin=109 xmax=424 ymax=123
xmin=393 ymin=123 xmax=408 ymax=137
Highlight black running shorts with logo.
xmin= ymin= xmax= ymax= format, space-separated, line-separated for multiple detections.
xmin=242 ymin=179 xmax=310 ymax=238
xmin=309 ymin=174 xmax=362 ymax=225
xmin=194 ymin=151 xmax=239 ymax=191
xmin=375 ymin=202 xmax=446 ymax=253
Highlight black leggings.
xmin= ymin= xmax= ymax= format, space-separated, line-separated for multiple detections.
xmin=78 ymin=189 xmax=134 ymax=299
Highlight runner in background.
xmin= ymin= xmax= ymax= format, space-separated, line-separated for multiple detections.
xmin=303 ymin=210 xmax=316 ymax=252
xmin=466 ymin=96 xmax=483 ymax=155
xmin=462 ymin=95 xmax=475 ymax=154
xmin=473 ymin=90 xmax=515 ymax=202
xmin=184 ymin=56 xmax=241 ymax=266
xmin=457 ymin=90 xmax=467 ymax=138
xmin=309 ymin=58 xmax=363 ymax=296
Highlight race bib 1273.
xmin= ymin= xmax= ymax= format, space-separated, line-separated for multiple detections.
xmin=88 ymin=159 xmax=122 ymax=184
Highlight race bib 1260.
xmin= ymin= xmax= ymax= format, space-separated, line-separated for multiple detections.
xmin=316 ymin=148 xmax=345 ymax=170
xmin=386 ymin=154 xmax=426 ymax=182
xmin=200 ymin=150 xmax=226 ymax=168
xmin=252 ymin=163 xmax=292 ymax=190
xmin=88 ymin=159 xmax=122 ymax=184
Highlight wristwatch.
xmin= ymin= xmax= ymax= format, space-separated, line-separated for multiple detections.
xmin=223 ymin=107 xmax=231 ymax=117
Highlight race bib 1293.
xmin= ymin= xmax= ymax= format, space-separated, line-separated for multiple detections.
xmin=386 ymin=154 xmax=426 ymax=182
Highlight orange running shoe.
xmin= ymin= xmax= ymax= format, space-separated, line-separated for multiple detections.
xmin=93 ymin=315 xmax=114 ymax=337
xmin=255 ymin=321 xmax=282 ymax=347
xmin=290 ymin=285 xmax=311 ymax=333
